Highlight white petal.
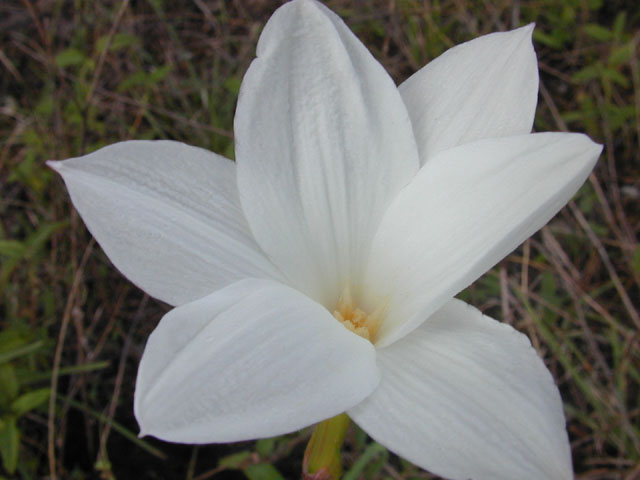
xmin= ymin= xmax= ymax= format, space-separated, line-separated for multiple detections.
xmin=365 ymin=133 xmax=601 ymax=346
xmin=349 ymin=299 xmax=572 ymax=480
xmin=400 ymin=25 xmax=539 ymax=162
xmin=135 ymin=278 xmax=379 ymax=443
xmin=235 ymin=0 xmax=419 ymax=306
xmin=50 ymin=141 xmax=282 ymax=306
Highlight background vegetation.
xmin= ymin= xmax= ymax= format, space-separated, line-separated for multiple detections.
xmin=1 ymin=0 xmax=638 ymax=478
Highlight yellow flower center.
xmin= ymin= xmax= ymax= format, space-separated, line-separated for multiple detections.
xmin=332 ymin=283 xmax=384 ymax=343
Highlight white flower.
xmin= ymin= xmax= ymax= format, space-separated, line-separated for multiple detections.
xmin=49 ymin=1 xmax=601 ymax=479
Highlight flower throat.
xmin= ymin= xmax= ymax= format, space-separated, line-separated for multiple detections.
xmin=332 ymin=282 xmax=383 ymax=343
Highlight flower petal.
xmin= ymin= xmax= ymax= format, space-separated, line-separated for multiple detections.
xmin=365 ymin=133 xmax=601 ymax=346
xmin=234 ymin=0 xmax=419 ymax=306
xmin=349 ymin=299 xmax=572 ymax=480
xmin=400 ymin=25 xmax=539 ymax=162
xmin=135 ymin=278 xmax=379 ymax=443
xmin=49 ymin=141 xmax=282 ymax=306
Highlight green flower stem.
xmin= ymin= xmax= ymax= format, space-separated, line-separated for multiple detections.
xmin=303 ymin=413 xmax=351 ymax=480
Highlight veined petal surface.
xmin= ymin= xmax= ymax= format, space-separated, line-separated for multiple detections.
xmin=365 ymin=133 xmax=601 ymax=346
xmin=349 ymin=299 xmax=572 ymax=480
xmin=50 ymin=141 xmax=282 ymax=306
xmin=400 ymin=25 xmax=538 ymax=162
xmin=235 ymin=0 xmax=419 ymax=306
xmin=135 ymin=278 xmax=379 ymax=443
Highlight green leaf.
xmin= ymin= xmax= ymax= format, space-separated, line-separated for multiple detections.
xmin=243 ymin=463 xmax=284 ymax=480
xmin=0 ymin=331 xmax=27 ymax=356
xmin=148 ymin=65 xmax=172 ymax=83
xmin=255 ymin=437 xmax=276 ymax=458
xmin=118 ymin=66 xmax=172 ymax=92
xmin=632 ymin=246 xmax=640 ymax=274
xmin=118 ymin=72 xmax=149 ymax=91
xmin=26 ymin=222 xmax=67 ymax=255
xmin=0 ymin=417 xmax=19 ymax=474
xmin=602 ymin=67 xmax=629 ymax=87
xmin=612 ymin=11 xmax=627 ymax=40
xmin=11 ymin=388 xmax=50 ymax=417
xmin=573 ymin=64 xmax=601 ymax=83
xmin=343 ymin=443 xmax=387 ymax=480
xmin=20 ymin=360 xmax=110 ymax=384
xmin=609 ymin=42 xmax=634 ymax=66
xmin=218 ymin=451 xmax=251 ymax=469
xmin=0 ymin=241 xmax=25 ymax=258
xmin=223 ymin=76 xmax=242 ymax=96
xmin=0 ymin=221 xmax=67 ymax=291
xmin=55 ymin=48 xmax=86 ymax=68
xmin=0 ymin=341 xmax=44 ymax=365
xmin=0 ymin=365 xmax=19 ymax=406
xmin=533 ymin=30 xmax=563 ymax=49
xmin=583 ymin=24 xmax=613 ymax=42
xmin=96 ymin=33 xmax=137 ymax=53
xmin=35 ymin=92 xmax=55 ymax=117
xmin=541 ymin=271 xmax=559 ymax=305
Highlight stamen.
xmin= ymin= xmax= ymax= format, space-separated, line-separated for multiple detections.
xmin=332 ymin=282 xmax=384 ymax=343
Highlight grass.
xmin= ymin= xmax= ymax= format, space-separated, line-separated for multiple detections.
xmin=1 ymin=0 xmax=639 ymax=478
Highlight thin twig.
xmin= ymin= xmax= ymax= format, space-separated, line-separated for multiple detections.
xmin=48 ymin=239 xmax=95 ymax=480
xmin=541 ymin=229 xmax=612 ymax=380
xmin=569 ymin=201 xmax=640 ymax=329
xmin=86 ymin=0 xmax=131 ymax=104
xmin=19 ymin=0 xmax=50 ymax=54
xmin=529 ymin=236 xmax=627 ymax=335
xmin=539 ymin=80 xmax=568 ymax=132
xmin=499 ymin=264 xmax=513 ymax=325
xmin=97 ymin=294 xmax=149 ymax=465
xmin=0 ymin=48 xmax=22 ymax=81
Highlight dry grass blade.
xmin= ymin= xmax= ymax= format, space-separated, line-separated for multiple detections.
xmin=47 ymin=238 xmax=95 ymax=480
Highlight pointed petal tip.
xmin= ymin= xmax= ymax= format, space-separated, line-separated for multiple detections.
xmin=591 ymin=140 xmax=604 ymax=158
xmin=500 ymin=23 xmax=536 ymax=52
xmin=537 ymin=132 xmax=602 ymax=168
xmin=136 ymin=409 xmax=159 ymax=441
xmin=573 ymin=133 xmax=604 ymax=164
xmin=291 ymin=0 xmax=323 ymax=9
xmin=399 ymin=20 xmax=540 ymax=161
xmin=270 ymin=0 xmax=317 ymax=17
xmin=238 ymin=0 xmax=418 ymax=301
xmin=136 ymin=413 xmax=149 ymax=438
xmin=264 ymin=0 xmax=340 ymax=36
xmin=46 ymin=160 xmax=62 ymax=171
xmin=590 ymin=136 xmax=605 ymax=152
xmin=521 ymin=22 xmax=536 ymax=34
xmin=278 ymin=0 xmax=334 ymax=27
xmin=365 ymin=131 xmax=603 ymax=346
xmin=514 ymin=23 xmax=536 ymax=45
xmin=487 ymin=23 xmax=535 ymax=39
